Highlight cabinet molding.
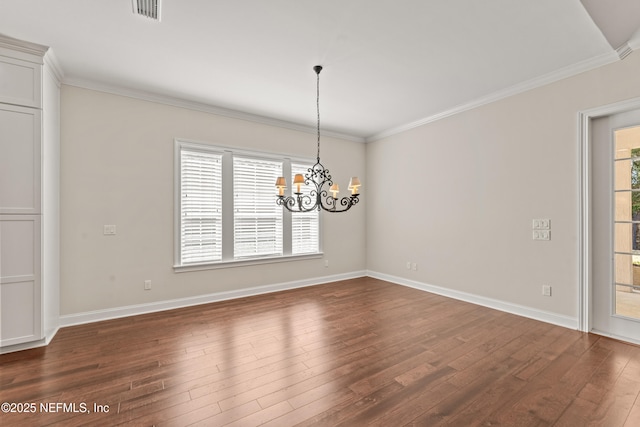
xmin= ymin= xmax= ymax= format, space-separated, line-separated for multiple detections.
xmin=0 ymin=34 xmax=59 ymax=353
xmin=0 ymin=105 xmax=42 ymax=214
xmin=0 ymin=56 xmax=42 ymax=108
xmin=0 ymin=215 xmax=42 ymax=346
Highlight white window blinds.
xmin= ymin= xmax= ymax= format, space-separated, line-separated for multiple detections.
xmin=233 ymin=156 xmax=283 ymax=258
xmin=180 ymin=149 xmax=223 ymax=264
xmin=291 ymin=163 xmax=320 ymax=254
xmin=175 ymin=139 xmax=321 ymax=269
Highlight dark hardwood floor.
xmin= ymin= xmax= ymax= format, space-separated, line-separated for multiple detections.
xmin=1 ymin=277 xmax=639 ymax=426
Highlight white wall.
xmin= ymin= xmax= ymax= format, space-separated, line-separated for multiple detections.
xmin=60 ymin=49 xmax=640 ymax=325
xmin=366 ymin=50 xmax=640 ymax=321
xmin=60 ymin=86 xmax=366 ymax=316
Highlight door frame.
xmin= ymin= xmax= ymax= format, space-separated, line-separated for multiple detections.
xmin=579 ymin=96 xmax=640 ymax=340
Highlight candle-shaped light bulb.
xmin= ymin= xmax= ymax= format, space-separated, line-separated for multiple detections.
xmin=330 ymin=183 xmax=339 ymax=198
xmin=348 ymin=177 xmax=361 ymax=195
xmin=293 ymin=174 xmax=305 ymax=194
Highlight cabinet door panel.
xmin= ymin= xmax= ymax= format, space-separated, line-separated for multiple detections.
xmin=1 ymin=280 xmax=38 ymax=346
xmin=0 ymin=216 xmax=42 ymax=346
xmin=0 ymin=56 xmax=41 ymax=108
xmin=1 ymin=217 xmax=36 ymax=277
xmin=0 ymin=105 xmax=41 ymax=214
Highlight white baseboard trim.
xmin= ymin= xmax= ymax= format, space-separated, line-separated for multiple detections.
xmin=8 ymin=270 xmax=577 ymax=354
xmin=367 ymin=270 xmax=578 ymax=330
xmin=59 ymin=271 xmax=366 ymax=328
xmin=0 ymin=326 xmax=60 ymax=355
xmin=0 ymin=338 xmax=47 ymax=355
xmin=590 ymin=329 xmax=640 ymax=346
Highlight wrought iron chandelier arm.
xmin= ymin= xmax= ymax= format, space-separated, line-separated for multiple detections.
xmin=319 ymin=194 xmax=360 ymax=213
xmin=276 ymin=194 xmax=320 ymax=213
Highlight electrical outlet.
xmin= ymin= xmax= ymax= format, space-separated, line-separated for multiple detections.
xmin=324 ymin=260 xmax=329 ymax=268
xmin=412 ymin=263 xmax=417 ymax=271
xmin=533 ymin=230 xmax=551 ymax=240
xmin=144 ymin=280 xmax=151 ymax=290
xmin=406 ymin=261 xmax=411 ymax=270
xmin=532 ymin=219 xmax=550 ymax=230
xmin=542 ymin=285 xmax=551 ymax=296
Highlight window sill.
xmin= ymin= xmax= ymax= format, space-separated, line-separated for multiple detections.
xmin=174 ymin=252 xmax=324 ymax=273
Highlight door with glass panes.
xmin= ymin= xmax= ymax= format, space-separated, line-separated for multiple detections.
xmin=592 ymin=110 xmax=640 ymax=343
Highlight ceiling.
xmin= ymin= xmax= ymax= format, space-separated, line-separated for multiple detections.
xmin=1 ymin=0 xmax=639 ymax=141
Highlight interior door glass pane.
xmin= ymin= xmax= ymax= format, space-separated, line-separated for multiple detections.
xmin=615 ymin=253 xmax=633 ymax=286
xmin=634 ymin=192 xmax=640 ymax=219
xmin=633 ymin=159 xmax=640 ymax=189
xmin=634 ymin=223 xmax=640 ymax=251
xmin=615 ymin=159 xmax=631 ymax=190
xmin=615 ymin=133 xmax=640 ymax=159
xmin=615 ymin=283 xmax=640 ymax=320
xmin=615 ymin=222 xmax=632 ymax=253
xmin=615 ymin=191 xmax=632 ymax=221
xmin=615 ymin=146 xmax=630 ymax=159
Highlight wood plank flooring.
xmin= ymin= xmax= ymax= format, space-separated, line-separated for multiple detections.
xmin=1 ymin=277 xmax=640 ymax=426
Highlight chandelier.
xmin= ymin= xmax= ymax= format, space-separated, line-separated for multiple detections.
xmin=275 ymin=65 xmax=361 ymax=213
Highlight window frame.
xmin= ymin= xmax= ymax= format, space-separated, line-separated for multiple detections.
xmin=174 ymin=138 xmax=323 ymax=272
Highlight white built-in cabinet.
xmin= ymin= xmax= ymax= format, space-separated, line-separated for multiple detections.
xmin=0 ymin=35 xmax=60 ymax=351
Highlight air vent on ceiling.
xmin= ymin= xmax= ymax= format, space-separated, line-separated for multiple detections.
xmin=132 ymin=0 xmax=161 ymax=21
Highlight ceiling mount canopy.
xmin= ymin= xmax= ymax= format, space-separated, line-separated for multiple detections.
xmin=275 ymin=65 xmax=361 ymax=213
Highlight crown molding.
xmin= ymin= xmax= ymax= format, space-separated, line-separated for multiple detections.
xmin=63 ymin=77 xmax=366 ymax=143
xmin=0 ymin=33 xmax=48 ymax=61
xmin=44 ymin=49 xmax=64 ymax=85
xmin=0 ymin=33 xmax=63 ymax=84
xmin=58 ymin=46 xmax=633 ymax=145
xmin=0 ymin=33 xmax=48 ymax=55
xmin=365 ymin=50 xmax=621 ymax=142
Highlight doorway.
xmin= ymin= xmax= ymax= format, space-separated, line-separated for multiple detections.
xmin=587 ymin=108 xmax=640 ymax=344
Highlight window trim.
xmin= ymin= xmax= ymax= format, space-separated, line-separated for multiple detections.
xmin=174 ymin=252 xmax=323 ymax=273
xmin=174 ymin=138 xmax=323 ymax=271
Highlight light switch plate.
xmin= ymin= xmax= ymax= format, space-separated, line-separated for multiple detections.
xmin=103 ymin=225 xmax=116 ymax=235
xmin=533 ymin=230 xmax=550 ymax=240
xmin=532 ymin=219 xmax=550 ymax=230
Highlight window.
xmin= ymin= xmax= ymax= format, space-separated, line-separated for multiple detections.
xmin=291 ymin=163 xmax=320 ymax=254
xmin=233 ymin=156 xmax=283 ymax=258
xmin=179 ymin=148 xmax=223 ymax=264
xmin=175 ymin=140 xmax=321 ymax=269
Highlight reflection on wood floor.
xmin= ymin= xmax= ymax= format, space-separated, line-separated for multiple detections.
xmin=1 ymin=277 xmax=640 ymax=426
